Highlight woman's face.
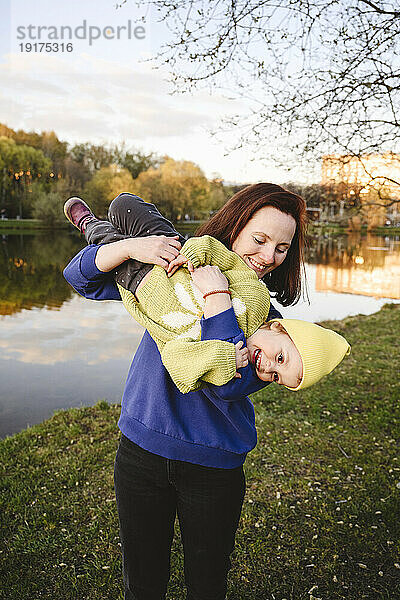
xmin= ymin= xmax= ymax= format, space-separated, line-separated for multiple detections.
xmin=231 ymin=206 xmax=296 ymax=279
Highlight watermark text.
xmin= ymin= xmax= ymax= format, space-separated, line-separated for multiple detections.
xmin=16 ymin=20 xmax=146 ymax=46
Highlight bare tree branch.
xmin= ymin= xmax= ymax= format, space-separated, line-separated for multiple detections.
xmin=123 ymin=0 xmax=400 ymax=204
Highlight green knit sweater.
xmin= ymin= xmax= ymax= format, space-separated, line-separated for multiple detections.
xmin=117 ymin=235 xmax=270 ymax=393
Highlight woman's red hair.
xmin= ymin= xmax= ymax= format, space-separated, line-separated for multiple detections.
xmin=196 ymin=183 xmax=307 ymax=306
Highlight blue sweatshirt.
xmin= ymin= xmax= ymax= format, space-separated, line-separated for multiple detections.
xmin=63 ymin=245 xmax=282 ymax=469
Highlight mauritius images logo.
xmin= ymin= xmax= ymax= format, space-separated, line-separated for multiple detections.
xmin=16 ymin=19 xmax=146 ymax=48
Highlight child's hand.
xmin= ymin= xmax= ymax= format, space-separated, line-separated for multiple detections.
xmin=234 ymin=340 xmax=249 ymax=378
xmin=188 ymin=264 xmax=229 ymax=295
xmin=167 ymin=253 xmax=188 ymax=277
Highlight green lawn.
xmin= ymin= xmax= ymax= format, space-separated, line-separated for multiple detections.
xmin=1 ymin=304 xmax=399 ymax=599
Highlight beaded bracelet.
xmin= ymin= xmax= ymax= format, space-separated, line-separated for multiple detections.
xmin=203 ymin=289 xmax=232 ymax=300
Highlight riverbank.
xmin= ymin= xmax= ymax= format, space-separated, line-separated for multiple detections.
xmin=1 ymin=304 xmax=399 ymax=599
xmin=1 ymin=218 xmax=400 ymax=237
xmin=0 ymin=218 xmax=68 ymax=232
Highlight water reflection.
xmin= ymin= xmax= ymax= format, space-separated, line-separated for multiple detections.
xmin=0 ymin=295 xmax=144 ymax=439
xmin=307 ymin=233 xmax=400 ymax=299
xmin=1 ymin=295 xmax=144 ymax=365
xmin=1 ymin=230 xmax=399 ymax=437
xmin=0 ymin=231 xmax=84 ymax=315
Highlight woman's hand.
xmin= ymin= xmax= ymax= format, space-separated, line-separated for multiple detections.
xmin=95 ymin=235 xmax=182 ymax=273
xmin=234 ymin=340 xmax=249 ymax=378
xmin=124 ymin=235 xmax=182 ymax=268
xmin=188 ymin=263 xmax=229 ymax=296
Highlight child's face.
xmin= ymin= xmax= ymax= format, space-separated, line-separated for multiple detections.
xmin=247 ymin=325 xmax=303 ymax=387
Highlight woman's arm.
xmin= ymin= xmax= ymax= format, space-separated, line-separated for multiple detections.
xmin=63 ymin=245 xmax=122 ymax=301
xmin=95 ymin=235 xmax=182 ymax=272
xmin=64 ymin=233 xmax=183 ymax=300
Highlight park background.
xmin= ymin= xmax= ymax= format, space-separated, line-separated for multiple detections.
xmin=1 ymin=1 xmax=399 ymax=599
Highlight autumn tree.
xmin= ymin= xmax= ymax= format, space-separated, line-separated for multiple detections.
xmin=11 ymin=127 xmax=67 ymax=175
xmin=31 ymin=187 xmax=65 ymax=226
xmin=112 ymin=143 xmax=160 ymax=179
xmin=0 ymin=137 xmax=52 ymax=218
xmin=83 ymin=164 xmax=135 ymax=216
xmin=70 ymin=143 xmax=116 ymax=174
xmin=0 ymin=124 xmax=163 ymax=214
xmin=133 ymin=157 xmax=210 ymax=221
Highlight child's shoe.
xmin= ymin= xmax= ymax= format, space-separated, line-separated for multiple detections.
xmin=64 ymin=197 xmax=96 ymax=233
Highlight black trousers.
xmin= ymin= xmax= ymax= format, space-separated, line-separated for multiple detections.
xmin=86 ymin=194 xmax=246 ymax=599
xmin=85 ymin=193 xmax=186 ymax=295
xmin=114 ymin=435 xmax=245 ymax=600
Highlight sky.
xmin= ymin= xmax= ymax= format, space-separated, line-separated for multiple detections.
xmin=0 ymin=0 xmax=305 ymax=184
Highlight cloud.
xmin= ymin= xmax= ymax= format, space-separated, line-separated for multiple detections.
xmin=0 ymin=52 xmax=241 ymax=144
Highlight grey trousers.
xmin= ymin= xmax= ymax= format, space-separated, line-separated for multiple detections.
xmin=85 ymin=193 xmax=186 ymax=295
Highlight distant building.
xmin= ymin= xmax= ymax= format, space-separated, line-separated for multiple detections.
xmin=321 ymin=153 xmax=400 ymax=226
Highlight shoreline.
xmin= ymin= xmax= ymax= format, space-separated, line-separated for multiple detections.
xmin=1 ymin=218 xmax=400 ymax=236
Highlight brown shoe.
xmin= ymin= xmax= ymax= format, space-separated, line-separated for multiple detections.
xmin=64 ymin=197 xmax=96 ymax=233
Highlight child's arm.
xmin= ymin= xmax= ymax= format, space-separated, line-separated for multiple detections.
xmin=160 ymin=264 xmax=249 ymax=392
xmin=201 ymin=303 xmax=283 ymax=401
xmin=167 ymin=235 xmax=244 ymax=277
xmin=179 ymin=235 xmax=243 ymax=271
xmin=161 ymin=337 xmax=246 ymax=393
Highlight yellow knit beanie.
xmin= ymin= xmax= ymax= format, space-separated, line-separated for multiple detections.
xmin=269 ymin=319 xmax=351 ymax=391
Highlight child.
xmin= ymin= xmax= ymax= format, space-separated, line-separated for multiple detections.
xmin=64 ymin=194 xmax=350 ymax=393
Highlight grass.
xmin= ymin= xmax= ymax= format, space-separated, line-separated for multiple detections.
xmin=1 ymin=304 xmax=399 ymax=599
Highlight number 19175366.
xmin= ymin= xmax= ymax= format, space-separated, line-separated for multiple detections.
xmin=19 ymin=42 xmax=73 ymax=52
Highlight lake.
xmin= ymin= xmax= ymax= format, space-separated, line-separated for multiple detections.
xmin=1 ymin=229 xmax=399 ymax=438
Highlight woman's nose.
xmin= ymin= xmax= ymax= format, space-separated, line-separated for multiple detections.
xmin=259 ymin=245 xmax=275 ymax=265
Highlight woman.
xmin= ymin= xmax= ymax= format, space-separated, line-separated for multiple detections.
xmin=63 ymin=183 xmax=307 ymax=600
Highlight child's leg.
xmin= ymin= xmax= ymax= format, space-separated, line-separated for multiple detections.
xmin=85 ymin=193 xmax=186 ymax=295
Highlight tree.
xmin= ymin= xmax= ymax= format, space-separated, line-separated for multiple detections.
xmin=0 ymin=137 xmax=52 ymax=218
xmin=11 ymin=127 xmax=67 ymax=176
xmin=0 ymin=124 xmax=164 ymax=214
xmin=31 ymin=186 xmax=65 ymax=226
xmin=83 ymin=164 xmax=135 ymax=216
xmin=117 ymin=148 xmax=160 ymax=180
xmin=70 ymin=143 xmax=116 ymax=174
xmin=133 ymin=157 xmax=210 ymax=221
xmin=131 ymin=1 xmax=400 ymax=192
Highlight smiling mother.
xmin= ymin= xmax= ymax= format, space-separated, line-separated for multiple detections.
xmin=63 ymin=182 xmax=307 ymax=600
xmin=197 ymin=182 xmax=307 ymax=305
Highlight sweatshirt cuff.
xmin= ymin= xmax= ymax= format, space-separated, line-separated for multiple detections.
xmin=80 ymin=245 xmax=109 ymax=280
xmin=200 ymin=307 xmax=241 ymax=341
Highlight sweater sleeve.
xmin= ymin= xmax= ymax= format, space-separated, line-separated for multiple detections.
xmin=161 ymin=338 xmax=237 ymax=394
xmin=205 ymin=299 xmax=284 ymax=402
xmin=181 ymin=235 xmax=243 ymax=270
xmin=200 ymin=308 xmax=270 ymax=401
xmin=63 ymin=245 xmax=122 ymax=301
